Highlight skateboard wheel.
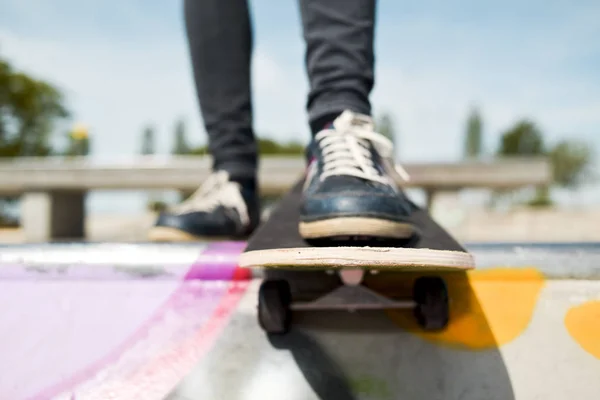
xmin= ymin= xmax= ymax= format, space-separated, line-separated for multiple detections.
xmin=413 ymin=277 xmax=449 ymax=331
xmin=257 ymin=280 xmax=292 ymax=335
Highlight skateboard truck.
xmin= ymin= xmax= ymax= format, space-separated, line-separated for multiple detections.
xmin=257 ymin=268 xmax=450 ymax=335
xmin=292 ymin=269 xmax=414 ymax=311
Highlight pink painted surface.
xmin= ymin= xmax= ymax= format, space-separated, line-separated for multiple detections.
xmin=0 ymin=242 xmax=249 ymax=400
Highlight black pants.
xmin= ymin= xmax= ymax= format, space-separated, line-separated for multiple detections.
xmin=184 ymin=0 xmax=376 ymax=179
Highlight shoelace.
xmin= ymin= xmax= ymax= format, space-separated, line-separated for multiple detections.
xmin=173 ymin=171 xmax=249 ymax=226
xmin=314 ymin=123 xmax=411 ymax=184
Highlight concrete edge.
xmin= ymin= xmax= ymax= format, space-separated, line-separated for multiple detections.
xmin=0 ymin=242 xmax=599 ymax=280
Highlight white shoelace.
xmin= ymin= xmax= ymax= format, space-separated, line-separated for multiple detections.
xmin=314 ymin=111 xmax=411 ymax=185
xmin=173 ymin=170 xmax=250 ymax=226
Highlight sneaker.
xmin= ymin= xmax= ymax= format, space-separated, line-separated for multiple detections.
xmin=148 ymin=170 xmax=260 ymax=241
xmin=299 ymin=110 xmax=416 ymax=241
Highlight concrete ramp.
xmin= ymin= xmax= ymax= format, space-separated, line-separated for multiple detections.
xmin=0 ymin=242 xmax=599 ymax=399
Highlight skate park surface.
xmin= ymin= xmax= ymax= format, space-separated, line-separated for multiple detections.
xmin=1 ymin=241 xmax=599 ymax=399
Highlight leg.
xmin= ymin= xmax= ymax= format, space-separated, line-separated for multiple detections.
xmin=297 ymin=0 xmax=417 ymax=241
xmin=298 ymin=0 xmax=376 ymax=133
xmin=149 ymin=0 xmax=260 ymax=241
xmin=184 ymin=0 xmax=257 ymax=180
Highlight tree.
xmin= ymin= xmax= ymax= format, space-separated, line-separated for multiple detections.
xmin=0 ymin=60 xmax=10 ymax=144
xmin=189 ymin=137 xmax=304 ymax=156
xmin=464 ymin=108 xmax=483 ymax=158
xmin=140 ymin=125 xmax=155 ymax=155
xmin=375 ymin=113 xmax=396 ymax=145
xmin=495 ymin=120 xmax=547 ymax=206
xmin=495 ymin=119 xmax=594 ymax=207
xmin=549 ymin=139 xmax=594 ymax=189
xmin=0 ymin=57 xmax=69 ymax=158
xmin=257 ymin=137 xmax=304 ymax=155
xmin=139 ymin=124 xmax=160 ymax=206
xmin=172 ymin=118 xmax=190 ymax=155
xmin=1 ymin=56 xmax=70 ymax=226
xmin=497 ymin=120 xmax=545 ymax=157
xmin=64 ymin=123 xmax=91 ymax=156
xmin=497 ymin=119 xmax=594 ymax=189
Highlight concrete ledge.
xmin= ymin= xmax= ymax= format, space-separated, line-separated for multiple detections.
xmin=0 ymin=242 xmax=599 ymax=279
xmin=21 ymin=191 xmax=85 ymax=242
xmin=0 ymin=156 xmax=552 ymax=242
xmin=0 ymin=156 xmax=551 ymax=194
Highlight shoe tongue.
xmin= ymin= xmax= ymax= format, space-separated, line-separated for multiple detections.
xmin=333 ymin=110 xmax=375 ymax=132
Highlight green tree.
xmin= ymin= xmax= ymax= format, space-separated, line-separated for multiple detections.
xmin=257 ymin=137 xmax=304 ymax=155
xmin=549 ymin=139 xmax=594 ymax=189
xmin=172 ymin=118 xmax=190 ymax=155
xmin=375 ymin=113 xmax=395 ymax=145
xmin=0 ymin=57 xmax=69 ymax=158
xmin=497 ymin=120 xmax=594 ymax=189
xmin=140 ymin=124 xmax=160 ymax=207
xmin=64 ymin=124 xmax=91 ymax=156
xmin=188 ymin=145 xmax=207 ymax=156
xmin=0 ymin=56 xmax=70 ymax=225
xmin=189 ymin=137 xmax=304 ymax=156
xmin=464 ymin=108 xmax=483 ymax=158
xmin=0 ymin=60 xmax=10 ymax=144
xmin=140 ymin=125 xmax=155 ymax=155
xmin=497 ymin=120 xmax=545 ymax=157
xmin=495 ymin=119 xmax=594 ymax=208
xmin=64 ymin=135 xmax=91 ymax=156
xmin=496 ymin=120 xmax=547 ymax=206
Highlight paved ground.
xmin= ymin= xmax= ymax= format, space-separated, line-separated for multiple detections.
xmin=169 ymin=279 xmax=600 ymax=400
xmin=1 ymin=242 xmax=599 ymax=399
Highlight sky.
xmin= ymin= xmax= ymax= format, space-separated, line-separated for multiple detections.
xmin=1 ymin=0 xmax=600 ymax=210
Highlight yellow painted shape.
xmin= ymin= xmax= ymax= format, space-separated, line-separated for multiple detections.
xmin=565 ymin=300 xmax=600 ymax=359
xmin=387 ymin=268 xmax=545 ymax=350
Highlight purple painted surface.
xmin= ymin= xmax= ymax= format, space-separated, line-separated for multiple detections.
xmin=0 ymin=242 xmax=247 ymax=399
xmin=185 ymin=241 xmax=247 ymax=281
xmin=0 ymin=263 xmax=182 ymax=281
xmin=0 ymin=280 xmax=182 ymax=399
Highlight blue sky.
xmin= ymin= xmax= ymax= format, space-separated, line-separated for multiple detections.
xmin=1 ymin=0 xmax=599 ymax=164
xmin=1 ymin=0 xmax=599 ymax=213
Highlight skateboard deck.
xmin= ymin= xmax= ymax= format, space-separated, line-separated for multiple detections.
xmin=240 ymin=178 xmax=474 ymax=270
xmin=240 ymin=178 xmax=475 ymax=334
xmin=240 ymin=246 xmax=473 ymax=271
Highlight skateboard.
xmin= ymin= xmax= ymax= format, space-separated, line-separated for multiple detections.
xmin=239 ymin=178 xmax=475 ymax=334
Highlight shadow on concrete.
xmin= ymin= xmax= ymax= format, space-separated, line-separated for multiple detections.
xmin=168 ymin=270 xmax=518 ymax=400
xmin=268 ymin=331 xmax=358 ymax=400
xmin=266 ymin=270 xmax=516 ymax=400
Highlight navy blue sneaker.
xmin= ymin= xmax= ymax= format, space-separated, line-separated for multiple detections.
xmin=299 ymin=110 xmax=416 ymax=241
xmin=148 ymin=171 xmax=260 ymax=241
